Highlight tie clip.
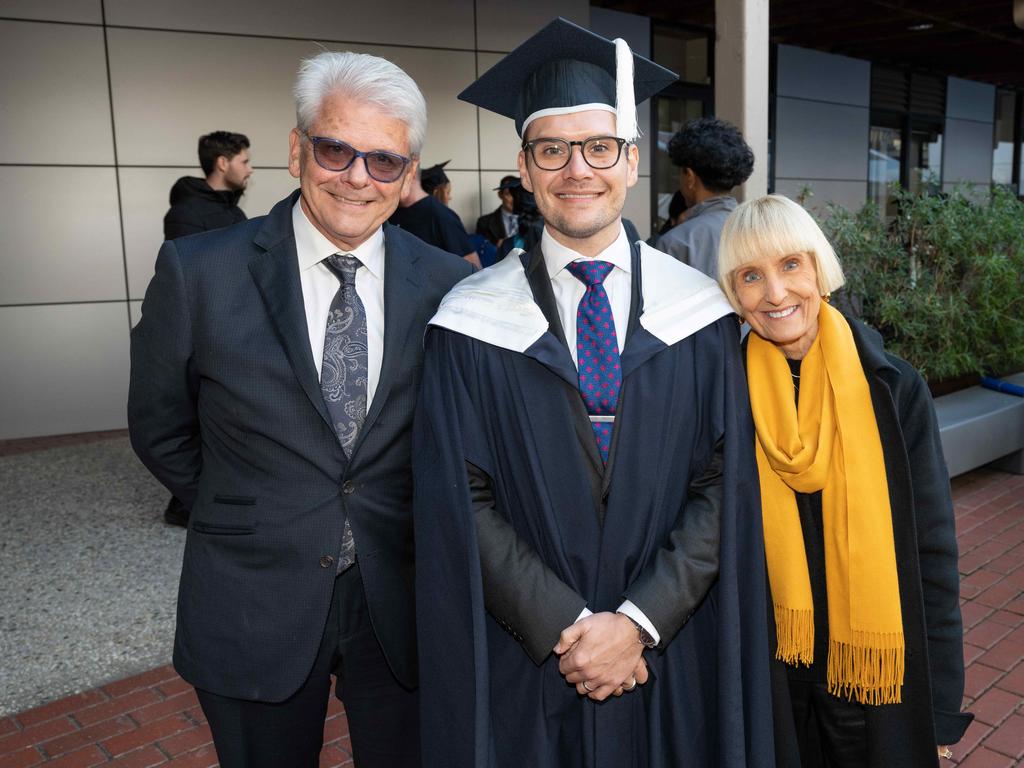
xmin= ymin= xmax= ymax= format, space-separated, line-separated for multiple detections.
xmin=588 ymin=415 xmax=615 ymax=423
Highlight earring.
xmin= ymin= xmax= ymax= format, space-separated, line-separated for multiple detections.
xmin=822 ymin=292 xmax=831 ymax=304
xmin=736 ymin=314 xmax=745 ymax=326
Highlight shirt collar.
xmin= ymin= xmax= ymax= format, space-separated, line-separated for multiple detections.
xmin=686 ymin=195 xmax=736 ymax=220
xmin=292 ymin=198 xmax=385 ymax=280
xmin=542 ymin=223 xmax=632 ymax=280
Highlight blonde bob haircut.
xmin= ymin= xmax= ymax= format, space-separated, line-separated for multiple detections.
xmin=716 ymin=194 xmax=845 ymax=314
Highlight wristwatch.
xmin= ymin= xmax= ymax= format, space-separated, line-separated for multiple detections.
xmin=620 ymin=613 xmax=657 ymax=648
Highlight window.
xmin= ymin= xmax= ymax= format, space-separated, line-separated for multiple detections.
xmin=869 ymin=122 xmax=902 ymax=219
xmin=652 ymin=97 xmax=707 ymax=233
xmin=649 ymin=22 xmax=713 ymax=235
xmin=993 ymin=89 xmax=1024 ymax=196
xmin=868 ymin=67 xmax=947 ymax=216
xmin=993 ymin=90 xmax=1016 ymax=188
xmin=908 ymin=122 xmax=943 ymax=197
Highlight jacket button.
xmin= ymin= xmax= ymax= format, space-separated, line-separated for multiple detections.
xmin=319 ymin=555 xmax=334 ymax=568
xmin=342 ymin=481 xmax=355 ymax=495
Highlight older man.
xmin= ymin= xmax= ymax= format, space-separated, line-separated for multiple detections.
xmin=129 ymin=51 xmax=470 ymax=768
xmin=414 ymin=18 xmax=774 ymax=768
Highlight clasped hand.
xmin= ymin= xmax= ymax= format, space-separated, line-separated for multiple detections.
xmin=553 ymin=612 xmax=649 ymax=701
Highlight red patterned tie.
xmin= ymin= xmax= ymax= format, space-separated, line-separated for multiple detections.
xmin=565 ymin=260 xmax=621 ymax=463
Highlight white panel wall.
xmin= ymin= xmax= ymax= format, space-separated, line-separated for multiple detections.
xmin=0 ymin=0 xmax=101 ymax=24
xmin=0 ymin=304 xmax=131 ymax=439
xmin=0 ymin=20 xmax=113 ymax=164
xmin=477 ymin=51 xmax=524 ymax=173
xmin=476 ymin=0 xmax=588 ymax=52
xmin=944 ymin=77 xmax=996 ymax=190
xmin=0 ymin=167 xmax=124 ymax=305
xmin=104 ymin=0 xmax=477 ymax=50
xmin=0 ymin=1 xmax=589 ymax=439
xmin=773 ymin=45 xmax=870 ymax=213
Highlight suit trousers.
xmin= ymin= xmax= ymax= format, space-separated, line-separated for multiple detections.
xmin=196 ymin=564 xmax=419 ymax=768
xmin=788 ymin=678 xmax=868 ymax=768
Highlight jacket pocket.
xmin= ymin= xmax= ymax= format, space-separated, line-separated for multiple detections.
xmin=191 ymin=520 xmax=255 ymax=536
xmin=212 ymin=494 xmax=256 ymax=506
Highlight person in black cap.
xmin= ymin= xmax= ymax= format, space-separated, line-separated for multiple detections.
xmin=390 ymin=161 xmax=481 ymax=267
xmin=413 ymin=17 xmax=773 ymax=768
xmin=420 ymin=160 xmax=453 ymax=205
xmin=476 ymin=175 xmax=521 ymax=247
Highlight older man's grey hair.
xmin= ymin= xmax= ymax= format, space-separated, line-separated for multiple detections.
xmin=294 ymin=51 xmax=427 ymax=157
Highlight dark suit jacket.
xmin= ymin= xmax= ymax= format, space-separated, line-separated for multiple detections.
xmin=128 ymin=190 xmax=471 ymax=702
xmin=475 ymin=206 xmax=507 ymax=246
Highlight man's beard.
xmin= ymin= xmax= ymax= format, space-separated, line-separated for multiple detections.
xmin=543 ymin=209 xmax=618 ymax=241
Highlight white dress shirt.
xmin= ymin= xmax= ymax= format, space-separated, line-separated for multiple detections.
xmin=292 ymin=200 xmax=385 ymax=408
xmin=542 ymin=224 xmax=661 ymax=645
xmin=502 ymin=210 xmax=519 ymax=238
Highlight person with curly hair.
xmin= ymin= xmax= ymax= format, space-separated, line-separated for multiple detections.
xmin=657 ymin=117 xmax=754 ymax=277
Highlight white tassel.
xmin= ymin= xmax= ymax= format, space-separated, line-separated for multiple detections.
xmin=614 ymin=38 xmax=638 ymax=142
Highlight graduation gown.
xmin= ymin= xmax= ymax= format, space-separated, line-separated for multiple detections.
xmin=413 ymin=241 xmax=775 ymax=768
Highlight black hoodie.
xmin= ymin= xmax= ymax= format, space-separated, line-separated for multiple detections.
xmin=163 ymin=176 xmax=247 ymax=240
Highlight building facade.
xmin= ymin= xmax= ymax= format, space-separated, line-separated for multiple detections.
xmin=1 ymin=2 xmax=1020 ymax=439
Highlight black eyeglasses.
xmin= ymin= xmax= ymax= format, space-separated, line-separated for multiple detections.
xmin=522 ymin=136 xmax=629 ymax=171
xmin=303 ymin=133 xmax=411 ymax=183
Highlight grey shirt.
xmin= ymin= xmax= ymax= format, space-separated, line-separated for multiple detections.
xmin=656 ymin=195 xmax=737 ymax=278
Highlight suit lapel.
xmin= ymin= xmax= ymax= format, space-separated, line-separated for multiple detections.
xmin=349 ymin=225 xmax=422 ymax=461
xmin=519 ymin=249 xmax=580 ymax=387
xmin=248 ymin=193 xmax=334 ymax=433
xmin=522 ymin=246 xmax=605 ymax=508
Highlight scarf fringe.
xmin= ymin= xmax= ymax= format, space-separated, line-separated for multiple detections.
xmin=826 ymin=634 xmax=905 ymax=705
xmin=773 ymin=604 xmax=814 ymax=666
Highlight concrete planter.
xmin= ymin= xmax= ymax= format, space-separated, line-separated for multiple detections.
xmin=934 ymin=372 xmax=1024 ymax=477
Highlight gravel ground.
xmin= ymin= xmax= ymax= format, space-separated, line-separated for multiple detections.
xmin=0 ymin=437 xmax=182 ymax=716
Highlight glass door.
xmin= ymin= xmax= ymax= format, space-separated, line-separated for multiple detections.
xmin=651 ymin=94 xmax=710 ymax=235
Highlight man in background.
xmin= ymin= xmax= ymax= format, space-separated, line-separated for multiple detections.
xmin=159 ymin=130 xmax=253 ymax=527
xmin=164 ymin=130 xmax=252 ymax=241
xmin=656 ymin=117 xmax=753 ymax=277
xmin=475 ymin=174 xmax=519 ymax=247
xmin=390 ymin=161 xmax=480 ymax=267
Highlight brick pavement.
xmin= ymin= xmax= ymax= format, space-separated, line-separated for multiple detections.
xmin=950 ymin=468 xmax=1024 ymax=767
xmin=0 ymin=667 xmax=351 ymax=767
xmin=1 ymin=466 xmax=1021 ymax=767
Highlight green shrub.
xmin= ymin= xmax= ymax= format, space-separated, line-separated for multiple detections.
xmin=821 ymin=186 xmax=1024 ymax=383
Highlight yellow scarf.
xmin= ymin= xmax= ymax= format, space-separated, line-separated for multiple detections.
xmin=747 ymin=302 xmax=904 ymax=705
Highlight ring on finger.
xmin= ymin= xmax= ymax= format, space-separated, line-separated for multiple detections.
xmin=623 ymin=677 xmax=637 ymax=691
xmin=582 ymin=681 xmax=595 ymax=693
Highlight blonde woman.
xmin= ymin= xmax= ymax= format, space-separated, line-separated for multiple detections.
xmin=718 ymin=194 xmax=972 ymax=767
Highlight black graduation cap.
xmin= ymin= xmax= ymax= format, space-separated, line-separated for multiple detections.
xmin=420 ymin=161 xmax=450 ymax=194
xmin=492 ymin=175 xmax=520 ymax=191
xmin=458 ymin=17 xmax=677 ymax=140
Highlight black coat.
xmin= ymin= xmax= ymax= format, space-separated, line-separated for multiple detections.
xmin=163 ymin=176 xmax=247 ymax=240
xmin=475 ymin=206 xmax=507 ymax=246
xmin=763 ymin=317 xmax=973 ymax=767
xmin=129 ymin=191 xmax=471 ymax=701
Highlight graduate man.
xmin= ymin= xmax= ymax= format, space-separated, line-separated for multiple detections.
xmin=413 ymin=18 xmax=775 ymax=768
